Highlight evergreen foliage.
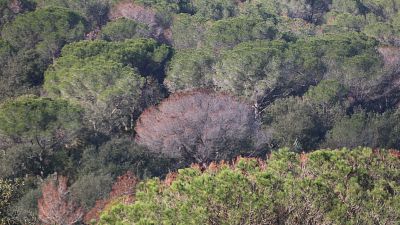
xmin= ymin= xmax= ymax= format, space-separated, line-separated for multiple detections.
xmin=0 ymin=7 xmax=87 ymax=98
xmin=1 ymin=0 xmax=400 ymax=223
xmin=99 ymin=148 xmax=400 ymax=225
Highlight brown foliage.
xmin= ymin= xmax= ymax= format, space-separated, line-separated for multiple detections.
xmin=109 ymin=1 xmax=169 ymax=42
xmin=108 ymin=171 xmax=137 ymax=200
xmin=38 ymin=175 xmax=84 ymax=225
xmin=300 ymin=151 xmax=308 ymax=169
xmin=372 ymin=148 xmax=400 ymax=161
xmin=109 ymin=2 xmax=157 ymax=25
xmin=389 ymin=149 xmax=400 ymax=159
xmin=135 ymin=90 xmax=268 ymax=164
xmin=8 ymin=0 xmax=23 ymax=13
xmin=378 ymin=46 xmax=400 ymax=70
xmin=84 ymin=172 xmax=138 ymax=224
xmin=164 ymin=172 xmax=178 ymax=186
xmin=188 ymin=156 xmax=268 ymax=175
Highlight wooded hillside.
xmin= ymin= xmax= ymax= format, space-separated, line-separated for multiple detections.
xmin=0 ymin=0 xmax=400 ymax=224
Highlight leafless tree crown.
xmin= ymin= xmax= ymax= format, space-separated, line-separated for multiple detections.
xmin=135 ymin=90 xmax=267 ymax=163
xmin=38 ymin=176 xmax=84 ymax=225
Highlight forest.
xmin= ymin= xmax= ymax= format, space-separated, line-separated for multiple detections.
xmin=0 ymin=0 xmax=399 ymax=224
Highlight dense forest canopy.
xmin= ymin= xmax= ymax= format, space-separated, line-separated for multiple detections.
xmin=0 ymin=0 xmax=399 ymax=224
xmin=99 ymin=148 xmax=400 ymax=225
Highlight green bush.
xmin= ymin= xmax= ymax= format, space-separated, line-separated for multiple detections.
xmin=324 ymin=111 xmax=400 ymax=149
xmin=262 ymin=97 xmax=326 ymax=151
xmin=70 ymin=173 xmax=113 ymax=210
xmin=79 ymin=137 xmax=176 ymax=178
xmin=8 ymin=187 xmax=41 ymax=225
xmin=304 ymin=80 xmax=348 ymax=106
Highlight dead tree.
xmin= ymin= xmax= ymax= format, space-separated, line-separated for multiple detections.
xmin=135 ymin=90 xmax=268 ymax=164
xmin=38 ymin=175 xmax=84 ymax=225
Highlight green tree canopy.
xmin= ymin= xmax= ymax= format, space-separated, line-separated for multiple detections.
xmin=164 ymin=33 xmax=385 ymax=112
xmin=100 ymin=18 xmax=152 ymax=41
xmin=34 ymin=0 xmax=110 ymax=27
xmin=0 ymin=142 xmax=76 ymax=179
xmin=0 ymin=96 xmax=83 ymax=179
xmin=280 ymin=0 xmax=331 ymax=24
xmin=0 ymin=0 xmax=35 ymax=27
xmin=214 ymin=40 xmax=288 ymax=102
xmin=0 ymin=7 xmax=87 ymax=97
xmin=99 ymin=148 xmax=400 ymax=224
xmin=59 ymin=38 xmax=171 ymax=78
xmin=44 ymin=38 xmax=170 ymax=134
xmin=205 ymin=16 xmax=278 ymax=49
xmin=323 ymin=0 xmax=400 ymax=44
xmin=304 ymin=80 xmax=348 ymax=106
xmin=191 ymin=0 xmax=239 ymax=21
xmin=1 ymin=7 xmax=87 ymax=52
xmin=288 ymin=32 xmax=385 ymax=101
xmin=165 ymin=48 xmax=215 ymax=92
xmin=291 ymin=32 xmax=382 ymax=79
xmin=262 ymin=97 xmax=327 ymax=151
xmin=44 ymin=56 xmax=145 ymax=134
xmin=79 ymin=137 xmax=175 ymax=179
xmin=0 ymin=95 xmax=83 ymax=143
xmin=324 ymin=110 xmax=400 ymax=149
xmin=171 ymin=13 xmax=206 ymax=49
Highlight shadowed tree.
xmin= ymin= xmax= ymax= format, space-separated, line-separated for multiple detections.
xmin=135 ymin=90 xmax=268 ymax=164
xmin=0 ymin=95 xmax=83 ymax=147
xmin=84 ymin=171 xmax=138 ymax=224
xmin=323 ymin=110 xmax=400 ymax=149
xmin=191 ymin=0 xmax=239 ymax=20
xmin=0 ymin=178 xmax=24 ymax=224
xmin=0 ymin=7 xmax=87 ymax=98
